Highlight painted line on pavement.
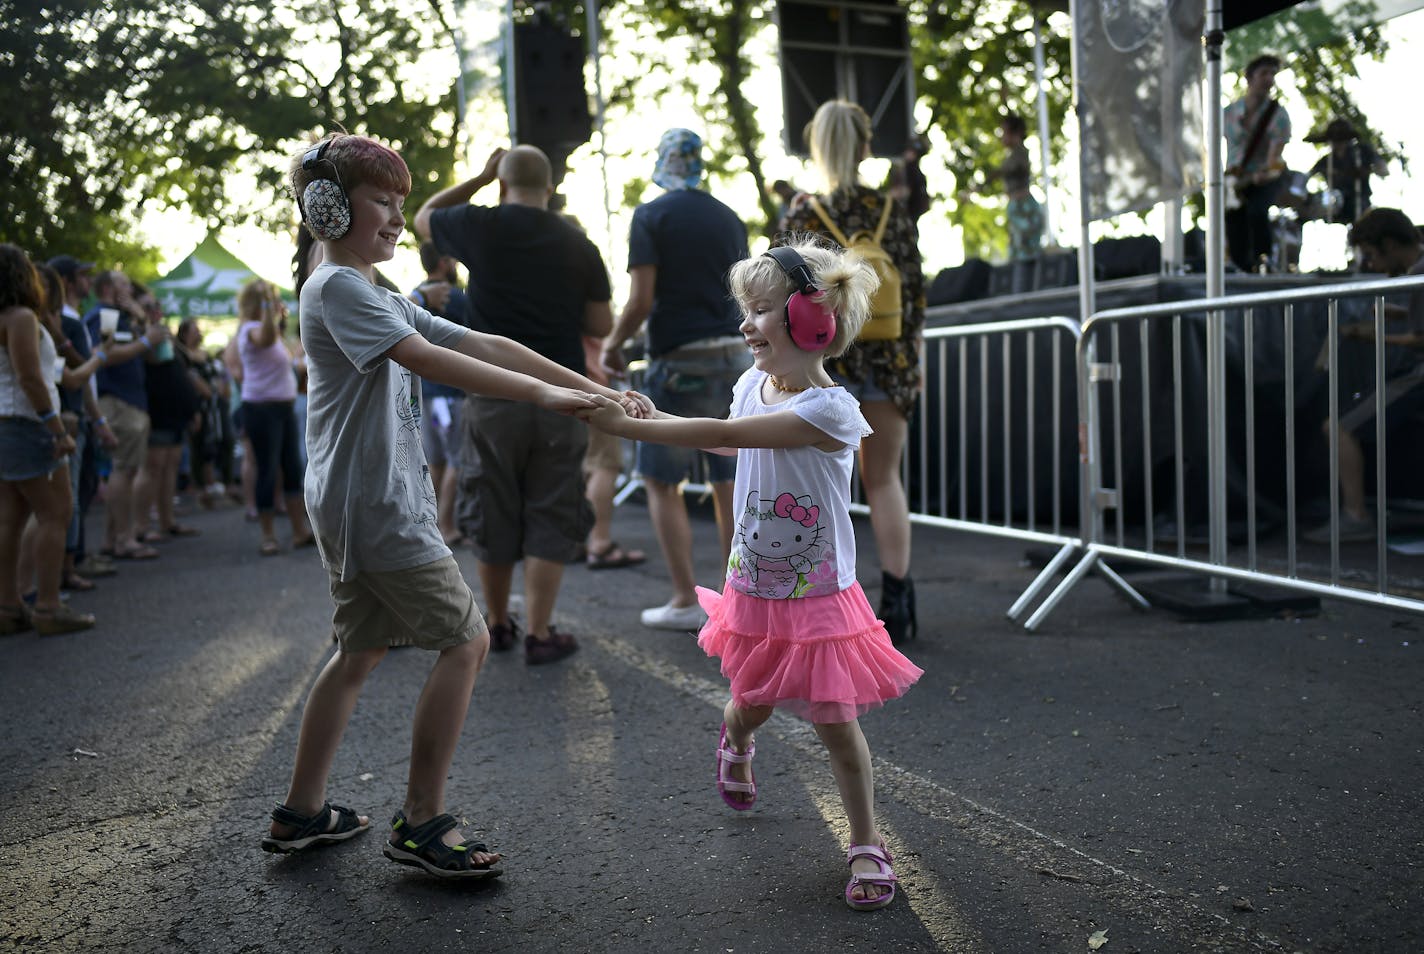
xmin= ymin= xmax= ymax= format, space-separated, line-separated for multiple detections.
xmin=596 ymin=635 xmax=1290 ymax=953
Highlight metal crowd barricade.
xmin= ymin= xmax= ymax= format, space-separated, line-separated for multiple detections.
xmin=1012 ymin=274 xmax=1424 ymax=630
xmin=887 ymin=317 xmax=1087 ymax=595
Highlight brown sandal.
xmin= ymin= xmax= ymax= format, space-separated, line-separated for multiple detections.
xmin=0 ymin=605 xmax=32 ymax=636
xmin=586 ymin=541 xmax=647 ymax=570
xmin=32 ymin=603 xmax=96 ymax=636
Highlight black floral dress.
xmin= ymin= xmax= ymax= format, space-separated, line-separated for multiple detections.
xmin=779 ymin=185 xmax=925 ymax=418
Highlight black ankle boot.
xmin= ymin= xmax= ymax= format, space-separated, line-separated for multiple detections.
xmin=878 ymin=572 xmax=917 ymax=645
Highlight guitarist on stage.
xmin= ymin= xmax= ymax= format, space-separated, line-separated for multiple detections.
xmin=1224 ymin=54 xmax=1292 ymax=273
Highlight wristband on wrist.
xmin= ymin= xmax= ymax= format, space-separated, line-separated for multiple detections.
xmin=97 ymin=416 xmax=108 ymax=426
xmin=38 ymin=409 xmax=58 ymax=422
xmin=139 ymin=337 xmax=152 ymax=351
xmin=94 ymin=349 xmax=107 ymax=364
xmin=412 ymin=289 xmax=426 ymax=308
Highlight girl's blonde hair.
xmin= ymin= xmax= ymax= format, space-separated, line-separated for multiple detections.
xmin=729 ymin=235 xmax=879 ymax=358
xmin=806 ymin=99 xmax=872 ymax=195
xmin=237 ymin=278 xmax=280 ymax=322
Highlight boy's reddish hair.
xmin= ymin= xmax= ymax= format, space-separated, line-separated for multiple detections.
xmin=288 ymin=133 xmax=412 ymax=210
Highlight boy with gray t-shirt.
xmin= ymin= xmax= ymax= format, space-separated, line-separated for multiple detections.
xmin=261 ymin=133 xmax=644 ymax=879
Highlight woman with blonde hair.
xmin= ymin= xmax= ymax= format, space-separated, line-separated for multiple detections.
xmin=780 ymin=99 xmax=925 ymax=643
xmin=234 ymin=278 xmax=312 ymax=555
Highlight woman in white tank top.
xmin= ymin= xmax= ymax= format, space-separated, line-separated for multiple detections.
xmin=0 ymin=243 xmax=93 ymax=635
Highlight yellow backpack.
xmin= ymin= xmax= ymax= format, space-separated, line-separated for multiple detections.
xmin=806 ymin=194 xmax=902 ymax=341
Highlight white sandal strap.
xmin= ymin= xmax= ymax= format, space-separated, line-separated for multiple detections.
xmin=717 ymin=778 xmax=755 ymax=794
xmin=717 ymin=742 xmax=755 ymax=763
xmin=846 ymin=843 xmax=891 ymax=865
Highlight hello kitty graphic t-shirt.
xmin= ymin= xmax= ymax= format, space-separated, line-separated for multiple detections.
xmin=724 ymin=367 xmax=872 ymax=600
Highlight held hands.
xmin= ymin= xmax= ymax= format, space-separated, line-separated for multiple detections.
xmin=620 ymin=389 xmax=655 ymax=419
xmin=538 ymin=384 xmax=601 ymax=416
xmin=579 ymin=393 xmax=632 ymax=433
xmin=144 ymin=321 xmax=170 ymax=346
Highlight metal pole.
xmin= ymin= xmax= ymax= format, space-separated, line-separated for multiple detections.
xmin=1070 ymin=0 xmax=1095 ymax=324
xmin=586 ymin=0 xmax=615 ymax=273
xmin=504 ymin=0 xmax=518 ymax=143
xmin=452 ymin=23 xmax=469 ymax=160
xmin=1070 ymin=0 xmax=1097 ymax=568
xmin=1205 ymin=3 xmax=1223 ymax=299
xmin=1033 ymin=16 xmax=1055 ymax=247
xmin=1205 ymin=1 xmax=1227 ymax=576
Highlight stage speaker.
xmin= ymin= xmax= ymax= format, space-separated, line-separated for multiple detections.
xmin=513 ymin=22 xmax=591 ymax=171
xmin=778 ymin=0 xmax=913 ymax=157
xmin=987 ymin=259 xmax=1036 ymax=298
xmin=928 ymin=259 xmax=991 ymax=306
xmin=1093 ymin=235 xmax=1161 ymax=280
xmin=1034 ymin=251 xmax=1078 ymax=290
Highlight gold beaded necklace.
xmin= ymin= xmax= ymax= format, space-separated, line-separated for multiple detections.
xmin=769 ymin=376 xmax=816 ymax=394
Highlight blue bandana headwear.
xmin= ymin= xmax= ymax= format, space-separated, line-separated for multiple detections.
xmin=652 ymin=128 xmax=704 ymax=191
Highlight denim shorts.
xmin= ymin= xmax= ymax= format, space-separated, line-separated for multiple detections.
xmin=635 ymin=346 xmax=750 ymax=485
xmin=0 ymin=417 xmax=64 ymax=481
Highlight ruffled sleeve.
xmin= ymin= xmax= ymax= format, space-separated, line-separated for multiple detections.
xmin=792 ymin=387 xmax=872 ymax=446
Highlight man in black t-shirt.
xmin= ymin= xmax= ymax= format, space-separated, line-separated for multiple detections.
xmin=598 ymin=128 xmax=750 ymax=631
xmin=416 ymin=145 xmax=613 ymax=665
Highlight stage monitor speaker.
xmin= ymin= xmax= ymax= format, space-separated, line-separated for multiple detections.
xmin=987 ymin=259 xmax=1036 ymax=298
xmin=1034 ymin=251 xmax=1078 ymax=290
xmin=1093 ymin=235 xmax=1161 ymax=280
xmin=928 ymin=259 xmax=991 ymax=306
xmin=778 ymin=0 xmax=913 ymax=157
xmin=513 ymin=22 xmax=591 ymax=160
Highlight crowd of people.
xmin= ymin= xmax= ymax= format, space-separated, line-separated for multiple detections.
xmin=0 ymin=237 xmax=348 ymax=638
xmin=0 ymin=248 xmax=243 ymax=636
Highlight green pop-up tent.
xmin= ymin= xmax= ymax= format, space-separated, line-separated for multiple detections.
xmin=150 ymin=231 xmax=293 ymax=318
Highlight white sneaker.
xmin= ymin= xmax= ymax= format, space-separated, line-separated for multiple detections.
xmin=641 ymin=601 xmax=707 ymax=631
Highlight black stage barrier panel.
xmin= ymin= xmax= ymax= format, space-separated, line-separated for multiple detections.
xmin=927 ymin=259 xmax=991 ymax=306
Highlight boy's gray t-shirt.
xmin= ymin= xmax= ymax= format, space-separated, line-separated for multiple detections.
xmin=300 ymin=263 xmax=469 ymax=581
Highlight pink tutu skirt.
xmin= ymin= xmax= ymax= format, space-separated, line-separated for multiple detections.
xmin=695 ymin=582 xmax=923 ymax=724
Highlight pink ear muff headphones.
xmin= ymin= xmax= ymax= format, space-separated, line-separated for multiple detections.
xmin=763 ymin=246 xmax=836 ymax=351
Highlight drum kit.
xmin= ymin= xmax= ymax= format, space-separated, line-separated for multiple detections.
xmin=1270 ymin=170 xmax=1350 ymax=272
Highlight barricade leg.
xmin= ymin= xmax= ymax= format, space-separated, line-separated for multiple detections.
xmin=1093 ymin=558 xmax=1151 ymax=610
xmin=1007 ymin=541 xmax=1079 ymax=622
xmin=1023 ymin=549 xmax=1100 ymax=631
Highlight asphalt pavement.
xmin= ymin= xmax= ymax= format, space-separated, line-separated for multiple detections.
xmin=0 ymin=493 xmax=1419 ymax=954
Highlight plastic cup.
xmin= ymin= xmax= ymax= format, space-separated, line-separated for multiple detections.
xmin=99 ymin=308 xmax=120 ymax=336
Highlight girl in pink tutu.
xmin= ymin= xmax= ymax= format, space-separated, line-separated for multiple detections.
xmin=583 ymin=236 xmax=923 ymax=911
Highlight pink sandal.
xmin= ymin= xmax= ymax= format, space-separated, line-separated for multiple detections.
xmin=715 ymin=723 xmax=756 ymax=810
xmin=845 ymin=842 xmax=898 ymax=911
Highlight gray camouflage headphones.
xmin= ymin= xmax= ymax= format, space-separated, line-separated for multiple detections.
xmin=298 ymin=139 xmax=351 ymax=241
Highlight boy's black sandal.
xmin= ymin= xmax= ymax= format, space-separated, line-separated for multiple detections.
xmin=260 ymin=801 xmax=369 ymax=854
xmin=382 ymin=810 xmax=502 ymax=880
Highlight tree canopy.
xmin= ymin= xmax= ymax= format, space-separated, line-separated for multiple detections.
xmin=1 ymin=0 xmax=1398 ymax=276
xmin=1 ymin=0 xmax=460 ymax=275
